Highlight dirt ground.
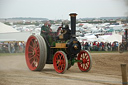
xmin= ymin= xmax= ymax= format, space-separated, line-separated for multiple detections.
xmin=0 ymin=52 xmax=128 ymax=85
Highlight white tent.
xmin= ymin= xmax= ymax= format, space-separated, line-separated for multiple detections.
xmin=0 ymin=22 xmax=33 ymax=41
xmin=98 ymin=35 xmax=110 ymax=40
xmin=85 ymin=35 xmax=97 ymax=39
xmin=97 ymin=33 xmax=122 ymax=43
xmin=106 ymin=33 xmax=122 ymax=43
xmin=77 ymin=36 xmax=87 ymax=42
xmin=0 ymin=22 xmax=19 ymax=33
xmin=89 ymin=27 xmax=98 ymax=32
xmin=82 ymin=23 xmax=93 ymax=28
xmin=84 ymin=34 xmax=97 ymax=42
xmin=0 ymin=32 xmax=32 ymax=41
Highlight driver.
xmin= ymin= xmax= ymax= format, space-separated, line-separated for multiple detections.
xmin=40 ymin=22 xmax=52 ymax=45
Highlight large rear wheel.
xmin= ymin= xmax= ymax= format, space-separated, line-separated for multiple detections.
xmin=53 ymin=51 xmax=68 ymax=73
xmin=77 ymin=50 xmax=92 ymax=72
xmin=25 ymin=35 xmax=47 ymax=71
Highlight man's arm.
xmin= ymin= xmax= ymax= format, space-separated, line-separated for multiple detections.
xmin=42 ymin=30 xmax=46 ymax=32
xmin=41 ymin=26 xmax=47 ymax=33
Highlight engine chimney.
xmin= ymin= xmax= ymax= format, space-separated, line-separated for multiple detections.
xmin=69 ymin=13 xmax=77 ymax=37
xmin=125 ymin=28 xmax=128 ymax=43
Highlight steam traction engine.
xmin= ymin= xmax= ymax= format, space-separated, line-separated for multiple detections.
xmin=25 ymin=13 xmax=92 ymax=73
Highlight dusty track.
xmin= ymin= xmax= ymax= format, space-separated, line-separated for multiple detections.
xmin=0 ymin=52 xmax=128 ymax=85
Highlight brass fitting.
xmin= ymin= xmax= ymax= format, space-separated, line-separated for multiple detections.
xmin=74 ymin=45 xmax=78 ymax=49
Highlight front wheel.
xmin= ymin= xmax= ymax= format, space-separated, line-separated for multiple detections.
xmin=77 ymin=50 xmax=92 ymax=72
xmin=53 ymin=51 xmax=68 ymax=74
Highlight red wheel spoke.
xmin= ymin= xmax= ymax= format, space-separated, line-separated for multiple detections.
xmin=36 ymin=50 xmax=40 ymax=54
xmin=31 ymin=40 xmax=34 ymax=46
xmin=83 ymin=64 xmax=86 ymax=69
xmin=81 ymin=54 xmax=83 ymax=57
xmin=61 ymin=66 xmax=63 ymax=70
xmin=57 ymin=56 xmax=59 ymax=60
xmin=55 ymin=57 xmax=57 ymax=60
xmin=35 ymin=56 xmax=39 ymax=61
xmin=31 ymin=58 xmax=38 ymax=67
xmin=85 ymin=55 xmax=87 ymax=59
xmin=86 ymin=57 xmax=88 ymax=60
xmin=31 ymin=61 xmax=35 ymax=67
xmin=33 ymin=40 xmax=36 ymax=48
xmin=87 ymin=62 xmax=90 ymax=66
xmin=59 ymin=55 xmax=62 ymax=59
xmin=81 ymin=63 xmax=83 ymax=68
xmin=29 ymin=45 xmax=34 ymax=49
xmin=87 ymin=58 xmax=89 ymax=61
xmin=28 ymin=51 xmax=33 ymax=54
xmin=87 ymin=60 xmax=90 ymax=62
xmin=30 ymin=59 xmax=34 ymax=65
xmin=36 ymin=47 xmax=39 ymax=51
xmin=32 ymin=40 xmax=36 ymax=48
xmin=36 ymin=54 xmax=40 ymax=57
xmin=81 ymin=54 xmax=83 ymax=59
xmin=29 ymin=53 xmax=33 ymax=57
xmin=34 ymin=41 xmax=38 ymax=48
xmin=83 ymin=54 xmax=85 ymax=58
xmin=29 ymin=55 xmax=34 ymax=60
xmin=30 ymin=60 xmax=34 ymax=65
xmin=86 ymin=63 xmax=88 ymax=68
xmin=28 ymin=48 xmax=33 ymax=52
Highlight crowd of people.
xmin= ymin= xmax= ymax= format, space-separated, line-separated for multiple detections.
xmin=81 ymin=41 xmax=120 ymax=51
xmin=0 ymin=41 xmax=25 ymax=53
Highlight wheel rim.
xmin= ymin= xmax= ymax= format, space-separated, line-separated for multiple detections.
xmin=77 ymin=50 xmax=91 ymax=71
xmin=25 ymin=36 xmax=40 ymax=70
xmin=53 ymin=51 xmax=67 ymax=73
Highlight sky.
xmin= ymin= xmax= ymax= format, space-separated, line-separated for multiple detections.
xmin=0 ymin=0 xmax=128 ymax=19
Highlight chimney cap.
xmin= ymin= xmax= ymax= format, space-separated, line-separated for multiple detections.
xmin=69 ymin=13 xmax=77 ymax=17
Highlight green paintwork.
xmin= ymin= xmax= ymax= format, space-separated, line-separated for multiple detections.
xmin=70 ymin=58 xmax=82 ymax=66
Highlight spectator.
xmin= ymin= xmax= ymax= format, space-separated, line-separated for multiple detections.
xmin=20 ymin=42 xmax=24 ymax=53
xmin=10 ymin=42 xmax=15 ymax=53
xmin=14 ymin=42 xmax=19 ymax=53
xmin=97 ymin=42 xmax=100 ymax=51
xmin=99 ymin=42 xmax=102 ymax=51
xmin=2 ymin=43 xmax=7 ymax=53
xmin=116 ymin=42 xmax=119 ymax=51
xmin=8 ymin=42 xmax=11 ymax=53
xmin=107 ymin=42 xmax=111 ymax=51
xmin=112 ymin=42 xmax=115 ymax=51
xmin=93 ymin=42 xmax=96 ymax=51
xmin=85 ymin=42 xmax=89 ymax=50
xmin=81 ymin=42 xmax=84 ymax=50
xmin=104 ymin=42 xmax=108 ymax=51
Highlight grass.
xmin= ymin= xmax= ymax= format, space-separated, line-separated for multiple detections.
xmin=0 ymin=51 xmax=127 ymax=56
xmin=0 ymin=53 xmax=25 ymax=56
xmin=90 ymin=50 xmax=128 ymax=53
xmin=90 ymin=51 xmax=119 ymax=53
